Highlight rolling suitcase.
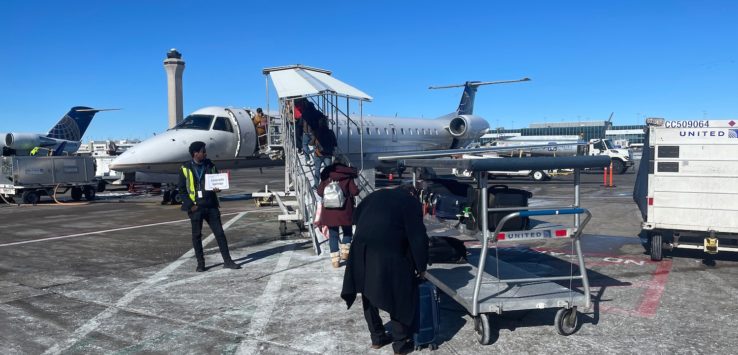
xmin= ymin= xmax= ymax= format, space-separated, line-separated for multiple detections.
xmin=467 ymin=184 xmax=532 ymax=231
xmin=427 ymin=179 xmax=469 ymax=220
xmin=414 ymin=281 xmax=440 ymax=350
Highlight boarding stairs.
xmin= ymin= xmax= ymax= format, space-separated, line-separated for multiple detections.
xmin=259 ymin=97 xmax=375 ymax=254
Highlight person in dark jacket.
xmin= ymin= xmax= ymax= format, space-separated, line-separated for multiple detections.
xmin=178 ymin=141 xmax=241 ymax=272
xmin=341 ymin=184 xmax=429 ymax=354
xmin=312 ymin=117 xmax=337 ymax=188
xmin=296 ymin=98 xmax=325 ymax=157
xmin=317 ymin=163 xmax=360 ymax=268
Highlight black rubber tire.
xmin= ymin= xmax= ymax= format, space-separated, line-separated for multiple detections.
xmin=22 ymin=190 xmax=40 ymax=205
xmin=70 ymin=187 xmax=83 ymax=201
xmin=612 ymin=159 xmax=627 ymax=174
xmin=279 ymin=221 xmax=288 ymax=236
xmin=97 ymin=180 xmax=106 ymax=193
xmin=555 ymin=307 xmax=579 ymax=335
xmin=651 ymin=233 xmax=663 ymax=261
xmin=474 ymin=313 xmax=492 ymax=345
xmin=170 ymin=189 xmax=182 ymax=205
xmin=83 ymin=186 xmax=96 ymax=201
xmin=531 ymin=170 xmax=546 ymax=181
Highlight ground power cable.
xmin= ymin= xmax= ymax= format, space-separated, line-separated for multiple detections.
xmin=52 ymin=184 xmax=91 ymax=206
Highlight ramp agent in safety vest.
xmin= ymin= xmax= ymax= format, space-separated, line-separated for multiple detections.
xmin=178 ymin=141 xmax=241 ymax=272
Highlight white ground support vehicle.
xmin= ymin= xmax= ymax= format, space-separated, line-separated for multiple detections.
xmin=492 ymin=136 xmax=634 ymax=174
xmin=452 ymin=153 xmax=557 ymax=181
xmin=634 ymin=118 xmax=738 ymax=260
xmin=0 ymin=156 xmax=98 ymax=204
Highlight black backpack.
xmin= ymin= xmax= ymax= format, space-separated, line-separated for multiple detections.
xmin=428 ymin=236 xmax=467 ymax=265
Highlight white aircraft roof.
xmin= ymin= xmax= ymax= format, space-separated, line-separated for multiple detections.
xmin=267 ymin=67 xmax=373 ymax=101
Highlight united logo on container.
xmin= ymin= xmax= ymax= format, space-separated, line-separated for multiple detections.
xmin=729 ymin=129 xmax=738 ymax=139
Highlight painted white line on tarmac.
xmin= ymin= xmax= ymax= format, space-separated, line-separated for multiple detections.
xmin=236 ymin=243 xmax=296 ymax=355
xmin=42 ymin=209 xmax=279 ymax=355
xmin=0 ymin=212 xmax=241 ymax=248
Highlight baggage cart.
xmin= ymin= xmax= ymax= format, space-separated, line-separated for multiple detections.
xmin=0 ymin=156 xmax=98 ymax=204
xmin=402 ymin=155 xmax=610 ymax=344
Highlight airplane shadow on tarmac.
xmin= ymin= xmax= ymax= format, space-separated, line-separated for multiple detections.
xmin=429 ymin=246 xmax=629 ymax=346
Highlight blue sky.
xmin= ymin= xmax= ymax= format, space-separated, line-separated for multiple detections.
xmin=1 ymin=1 xmax=736 ymax=141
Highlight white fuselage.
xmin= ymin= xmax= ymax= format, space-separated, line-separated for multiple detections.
xmin=110 ymin=106 xmax=489 ymax=174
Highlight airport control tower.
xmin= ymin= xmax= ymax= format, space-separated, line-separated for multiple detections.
xmin=164 ymin=48 xmax=185 ymax=128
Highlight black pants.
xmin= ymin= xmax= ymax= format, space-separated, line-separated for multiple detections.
xmin=362 ymin=295 xmax=412 ymax=352
xmin=189 ymin=207 xmax=233 ymax=265
xmin=295 ymin=121 xmax=304 ymax=152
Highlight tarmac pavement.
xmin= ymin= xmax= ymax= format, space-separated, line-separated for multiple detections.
xmin=1 ymin=166 xmax=738 ymax=354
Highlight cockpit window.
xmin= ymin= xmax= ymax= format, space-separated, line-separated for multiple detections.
xmin=174 ymin=114 xmax=213 ymax=130
xmin=213 ymin=117 xmax=233 ymax=132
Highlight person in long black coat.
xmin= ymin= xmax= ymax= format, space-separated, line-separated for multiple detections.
xmin=341 ymin=185 xmax=429 ymax=353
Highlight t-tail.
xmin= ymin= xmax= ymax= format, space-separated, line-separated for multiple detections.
xmin=3 ymin=106 xmax=117 ymax=154
xmin=46 ymin=106 xmax=113 ymax=141
xmin=429 ymin=78 xmax=531 ymax=115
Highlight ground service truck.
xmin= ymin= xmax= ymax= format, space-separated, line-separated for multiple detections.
xmin=491 ymin=135 xmax=634 ymax=174
xmin=634 ymin=118 xmax=738 ymax=261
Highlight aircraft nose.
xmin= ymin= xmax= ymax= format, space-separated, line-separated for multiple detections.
xmin=110 ymin=133 xmax=190 ymax=172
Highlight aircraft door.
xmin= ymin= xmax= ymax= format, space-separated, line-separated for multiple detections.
xmin=208 ymin=115 xmax=239 ymax=161
xmin=227 ymin=109 xmax=257 ymax=158
xmin=389 ymin=124 xmax=397 ymax=143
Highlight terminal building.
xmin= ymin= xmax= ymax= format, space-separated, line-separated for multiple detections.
xmin=480 ymin=120 xmax=646 ymax=147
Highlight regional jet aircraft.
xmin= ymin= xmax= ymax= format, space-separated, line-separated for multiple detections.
xmin=1 ymin=106 xmax=111 ymax=156
xmin=110 ymin=78 xmax=530 ymax=174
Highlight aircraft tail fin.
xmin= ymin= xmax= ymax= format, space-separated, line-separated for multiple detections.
xmin=429 ymin=78 xmax=531 ymax=115
xmin=46 ymin=107 xmax=118 ymax=141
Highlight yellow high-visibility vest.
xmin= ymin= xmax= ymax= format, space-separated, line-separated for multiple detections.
xmin=181 ymin=166 xmax=196 ymax=203
xmin=181 ymin=164 xmax=217 ymax=203
xmin=30 ymin=147 xmax=40 ymax=156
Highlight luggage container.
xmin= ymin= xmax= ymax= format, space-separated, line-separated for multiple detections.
xmin=634 ymin=118 xmax=738 ymax=260
xmin=0 ymin=156 xmax=98 ymax=204
xmin=402 ymin=155 xmax=610 ymax=345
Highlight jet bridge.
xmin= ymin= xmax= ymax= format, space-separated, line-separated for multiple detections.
xmin=256 ymin=65 xmax=376 ymax=254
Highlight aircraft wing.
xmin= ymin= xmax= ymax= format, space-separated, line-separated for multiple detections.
xmin=377 ymin=142 xmax=587 ymax=161
xmin=398 ymin=155 xmax=612 ymax=172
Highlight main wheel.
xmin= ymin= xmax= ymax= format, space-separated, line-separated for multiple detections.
xmin=70 ymin=187 xmax=83 ymax=201
xmin=531 ymin=170 xmax=546 ymax=181
xmin=279 ymin=221 xmax=288 ymax=236
xmin=96 ymin=180 xmax=107 ymax=192
xmin=170 ymin=189 xmax=182 ymax=205
xmin=474 ymin=313 xmax=492 ymax=345
xmin=555 ymin=307 xmax=579 ymax=335
xmin=22 ymin=190 xmax=40 ymax=205
xmin=650 ymin=233 xmax=663 ymax=261
xmin=612 ymin=159 xmax=627 ymax=174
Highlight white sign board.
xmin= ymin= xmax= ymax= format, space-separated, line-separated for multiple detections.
xmin=205 ymin=173 xmax=230 ymax=191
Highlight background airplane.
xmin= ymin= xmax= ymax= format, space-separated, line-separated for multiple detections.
xmin=2 ymin=106 xmax=111 ymax=156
